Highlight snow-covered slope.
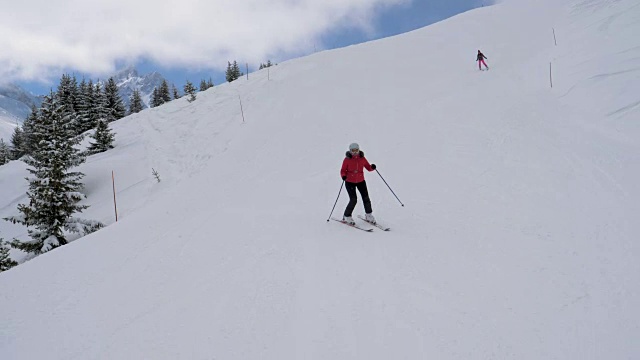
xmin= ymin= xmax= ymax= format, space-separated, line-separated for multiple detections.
xmin=1 ymin=0 xmax=639 ymax=358
xmin=0 ymin=114 xmax=17 ymax=143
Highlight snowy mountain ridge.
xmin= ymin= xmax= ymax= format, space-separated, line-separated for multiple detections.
xmin=0 ymin=0 xmax=639 ymax=358
xmin=0 ymin=83 xmax=43 ymax=142
xmin=0 ymin=68 xmax=171 ymax=142
xmin=107 ymin=65 xmax=172 ymax=109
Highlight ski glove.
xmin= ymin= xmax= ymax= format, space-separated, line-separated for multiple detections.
xmin=342 ymin=176 xmax=347 ymax=181
xmin=371 ymin=164 xmax=376 ymax=170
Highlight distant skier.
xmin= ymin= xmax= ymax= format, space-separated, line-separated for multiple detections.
xmin=477 ymin=50 xmax=489 ymax=71
xmin=341 ymin=143 xmax=377 ymax=225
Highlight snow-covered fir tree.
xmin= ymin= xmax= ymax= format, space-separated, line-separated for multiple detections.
xmin=198 ymin=78 xmax=213 ymax=91
xmin=88 ymin=82 xmax=110 ymax=131
xmin=183 ymin=80 xmax=197 ymax=103
xmin=225 ymin=61 xmax=244 ymax=82
xmin=172 ymin=85 xmax=181 ymax=100
xmin=225 ymin=62 xmax=235 ymax=82
xmin=233 ymin=61 xmax=243 ymax=80
xmin=20 ymin=105 xmax=40 ymax=157
xmin=87 ymin=120 xmax=115 ymax=155
xmin=259 ymin=60 xmax=274 ymax=69
xmin=151 ymin=87 xmax=160 ymax=108
xmin=76 ymin=78 xmax=95 ymax=133
xmin=0 ymin=238 xmax=17 ymax=272
xmin=70 ymin=75 xmax=81 ymax=112
xmin=159 ymin=80 xmax=172 ymax=104
xmin=57 ymin=74 xmax=78 ymax=113
xmin=4 ymin=92 xmax=102 ymax=255
xmin=10 ymin=126 xmax=25 ymax=160
xmin=150 ymin=80 xmax=173 ymax=108
xmin=0 ymin=139 xmax=10 ymax=165
xmin=104 ymin=77 xmax=126 ymax=122
xmin=129 ymin=89 xmax=144 ymax=114
xmin=56 ymin=76 xmax=79 ymax=135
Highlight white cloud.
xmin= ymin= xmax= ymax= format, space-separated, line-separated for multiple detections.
xmin=0 ymin=0 xmax=409 ymax=83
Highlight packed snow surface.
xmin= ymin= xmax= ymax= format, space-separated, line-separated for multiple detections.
xmin=1 ymin=0 xmax=639 ymax=358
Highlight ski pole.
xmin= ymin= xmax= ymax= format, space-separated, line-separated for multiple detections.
xmin=375 ymin=169 xmax=404 ymax=207
xmin=326 ymin=181 xmax=345 ymax=221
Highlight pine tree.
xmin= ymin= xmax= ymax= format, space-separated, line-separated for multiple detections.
xmin=21 ymin=105 xmax=40 ymax=156
xmin=183 ymin=80 xmax=197 ymax=103
xmin=104 ymin=77 xmax=126 ymax=122
xmin=56 ymin=79 xmax=79 ymax=137
xmin=92 ymin=82 xmax=110 ymax=127
xmin=77 ymin=80 xmax=99 ymax=133
xmin=226 ymin=61 xmax=244 ymax=82
xmin=225 ymin=61 xmax=234 ymax=82
xmin=10 ymin=126 xmax=25 ymax=160
xmin=76 ymin=78 xmax=95 ymax=134
xmin=151 ymin=87 xmax=160 ymax=108
xmin=70 ymin=75 xmax=81 ymax=112
xmin=199 ymin=78 xmax=213 ymax=91
xmin=260 ymin=60 xmax=274 ymax=69
xmin=172 ymin=85 xmax=181 ymax=99
xmin=0 ymin=238 xmax=17 ymax=272
xmin=129 ymin=89 xmax=144 ymax=114
xmin=158 ymin=80 xmax=171 ymax=104
xmin=232 ymin=61 xmax=243 ymax=80
xmin=57 ymin=74 xmax=78 ymax=113
xmin=0 ymin=139 xmax=10 ymax=165
xmin=4 ymin=92 xmax=99 ymax=255
xmin=75 ymin=78 xmax=88 ymax=131
xmin=87 ymin=120 xmax=115 ymax=155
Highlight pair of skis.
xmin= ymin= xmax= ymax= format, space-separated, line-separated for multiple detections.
xmin=331 ymin=215 xmax=390 ymax=232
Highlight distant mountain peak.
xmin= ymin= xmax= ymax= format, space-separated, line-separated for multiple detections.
xmin=111 ymin=67 xmax=172 ymax=110
xmin=113 ymin=66 xmax=140 ymax=80
xmin=0 ymin=84 xmax=44 ymax=140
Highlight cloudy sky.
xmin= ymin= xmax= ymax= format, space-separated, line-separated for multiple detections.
xmin=1 ymin=0 xmax=488 ymax=94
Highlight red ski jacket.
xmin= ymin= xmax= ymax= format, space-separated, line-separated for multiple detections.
xmin=341 ymin=151 xmax=373 ymax=184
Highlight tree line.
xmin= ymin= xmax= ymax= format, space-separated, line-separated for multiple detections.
xmin=0 ymin=74 xmax=124 ymax=270
xmin=225 ymin=60 xmax=275 ymax=82
xmin=2 ymin=74 xmax=124 ymax=165
xmin=1 ymin=59 xmax=275 ymax=271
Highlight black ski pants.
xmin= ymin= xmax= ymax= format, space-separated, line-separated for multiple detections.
xmin=344 ymin=180 xmax=372 ymax=217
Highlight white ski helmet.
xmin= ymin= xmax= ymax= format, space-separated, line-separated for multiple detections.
xmin=349 ymin=142 xmax=360 ymax=151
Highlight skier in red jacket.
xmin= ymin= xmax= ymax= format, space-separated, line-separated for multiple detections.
xmin=340 ymin=143 xmax=377 ymax=225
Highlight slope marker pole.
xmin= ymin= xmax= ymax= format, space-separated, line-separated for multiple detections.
xmin=112 ymin=171 xmax=118 ymax=222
